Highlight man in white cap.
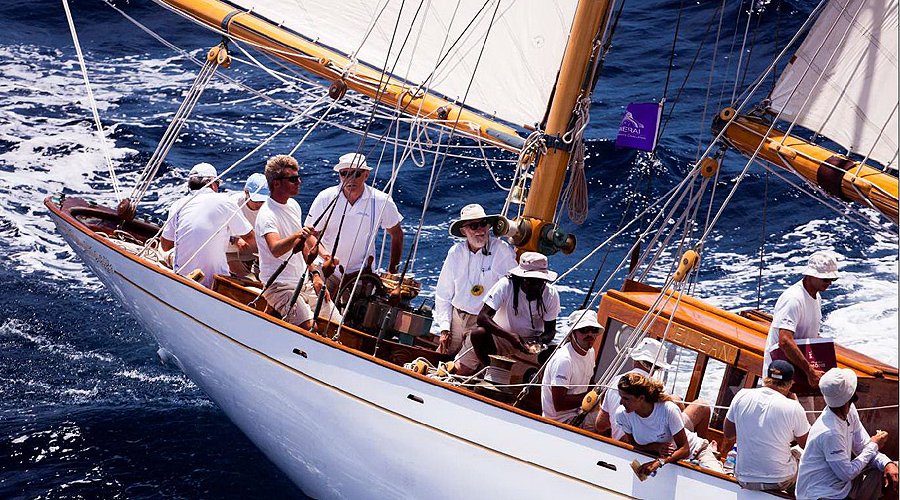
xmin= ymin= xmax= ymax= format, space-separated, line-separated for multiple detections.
xmin=255 ymin=155 xmax=340 ymax=330
xmin=226 ymin=172 xmax=270 ymax=278
xmin=453 ymin=251 xmax=561 ymax=376
xmin=724 ymin=359 xmax=810 ymax=492
xmin=796 ymin=368 xmax=898 ymax=499
xmin=541 ymin=309 xmax=603 ymax=430
xmin=595 ymin=338 xmax=711 ymax=440
xmin=161 ymin=162 xmax=253 ymax=288
xmin=764 ymin=250 xmax=839 ymax=390
xmin=433 ymin=204 xmax=517 ymax=355
xmin=305 ymin=152 xmax=404 ymax=297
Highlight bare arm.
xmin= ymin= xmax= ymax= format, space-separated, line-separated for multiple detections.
xmin=540 ymin=319 xmax=557 ymax=345
xmin=795 ymin=432 xmax=808 ymax=449
xmin=161 ymin=237 xmax=174 ymax=252
xmin=476 ymin=304 xmax=524 ymax=351
xmin=550 ymin=386 xmax=589 ymax=415
xmin=595 ymin=408 xmax=611 ymax=436
xmin=264 ymin=226 xmax=315 ymax=258
xmin=386 ymin=223 xmax=404 ymax=274
xmin=637 ymin=429 xmax=691 ymax=477
xmin=778 ymin=328 xmax=822 ymax=385
xmin=721 ymin=418 xmax=736 ymax=454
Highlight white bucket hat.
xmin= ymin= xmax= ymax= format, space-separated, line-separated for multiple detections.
xmin=188 ymin=162 xmax=217 ymax=179
xmin=819 ymin=367 xmax=857 ymax=407
xmin=801 ymin=251 xmax=839 ymax=280
xmin=244 ymin=173 xmax=270 ymax=202
xmin=509 ymin=252 xmax=557 ymax=281
xmin=568 ymin=309 xmax=604 ymax=333
xmin=629 ymin=338 xmax=672 ymax=370
xmin=333 ymin=152 xmax=372 ymax=173
xmin=449 ymin=204 xmax=500 ymax=237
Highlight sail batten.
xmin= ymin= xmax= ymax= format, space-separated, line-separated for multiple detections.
xmin=769 ymin=0 xmax=899 ymax=170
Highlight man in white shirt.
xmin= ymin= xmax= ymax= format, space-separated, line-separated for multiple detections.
xmin=255 ymin=155 xmax=340 ymax=330
xmin=596 ymin=338 xmax=710 ymax=440
xmin=305 ymin=153 xmax=404 ymax=297
xmin=226 ymin=173 xmax=269 ymax=278
xmin=764 ymin=251 xmax=839 ymax=389
xmin=541 ymin=309 xmax=603 ymax=431
xmin=161 ymin=162 xmax=253 ymax=289
xmin=724 ymin=359 xmax=810 ymax=492
xmin=796 ymin=368 xmax=898 ymax=500
xmin=433 ymin=204 xmax=516 ymax=355
xmin=453 ymin=252 xmax=561 ymax=376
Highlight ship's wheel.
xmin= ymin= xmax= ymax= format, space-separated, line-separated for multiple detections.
xmin=334 ymin=270 xmax=384 ymax=312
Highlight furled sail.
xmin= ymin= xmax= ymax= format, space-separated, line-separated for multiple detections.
xmin=769 ymin=0 xmax=899 ymax=170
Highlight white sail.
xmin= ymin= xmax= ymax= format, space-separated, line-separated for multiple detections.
xmin=226 ymin=0 xmax=577 ymax=129
xmin=769 ymin=0 xmax=899 ymax=169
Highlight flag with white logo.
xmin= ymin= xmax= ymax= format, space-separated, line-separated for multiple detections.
xmin=615 ymin=102 xmax=662 ymax=152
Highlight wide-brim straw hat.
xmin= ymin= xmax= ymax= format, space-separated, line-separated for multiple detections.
xmin=332 ymin=152 xmax=372 ymax=173
xmin=449 ymin=203 xmax=500 ymax=237
xmin=509 ymin=251 xmax=557 ymax=281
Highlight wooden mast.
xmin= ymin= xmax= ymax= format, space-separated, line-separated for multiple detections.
xmin=515 ymin=0 xmax=613 ymax=254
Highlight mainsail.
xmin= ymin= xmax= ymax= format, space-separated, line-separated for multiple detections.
xmin=769 ymin=0 xmax=899 ymax=170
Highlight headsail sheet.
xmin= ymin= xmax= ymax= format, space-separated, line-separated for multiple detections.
xmin=769 ymin=0 xmax=899 ymax=169
xmin=225 ymin=0 xmax=577 ymax=129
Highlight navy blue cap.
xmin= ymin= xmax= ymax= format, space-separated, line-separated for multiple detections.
xmin=768 ymin=359 xmax=795 ymax=381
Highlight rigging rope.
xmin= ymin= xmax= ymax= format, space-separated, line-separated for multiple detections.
xmin=61 ymin=0 xmax=122 ymax=202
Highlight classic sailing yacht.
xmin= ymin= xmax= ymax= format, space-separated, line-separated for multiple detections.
xmin=45 ymin=0 xmax=897 ymax=497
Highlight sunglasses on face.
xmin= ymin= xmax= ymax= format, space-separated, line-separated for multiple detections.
xmin=822 ymin=278 xmax=837 ymax=283
xmin=464 ymin=220 xmax=490 ymax=230
xmin=339 ymin=170 xmax=365 ymax=178
xmin=276 ymin=175 xmax=301 ymax=183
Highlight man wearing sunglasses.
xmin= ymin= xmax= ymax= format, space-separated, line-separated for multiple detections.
xmin=433 ymin=204 xmax=517 ymax=355
xmin=305 ymin=152 xmax=404 ymax=296
xmin=255 ymin=155 xmax=340 ymax=330
xmin=763 ymin=250 xmax=839 ymax=393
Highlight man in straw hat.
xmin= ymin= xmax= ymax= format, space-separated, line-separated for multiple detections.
xmin=305 ymin=152 xmax=404 ymax=297
xmin=161 ymin=162 xmax=253 ymax=289
xmin=433 ymin=204 xmax=516 ymax=355
xmin=724 ymin=359 xmax=810 ymax=492
xmin=595 ymin=338 xmax=711 ymax=440
xmin=764 ymin=250 xmax=840 ymax=390
xmin=796 ymin=368 xmax=898 ymax=499
xmin=541 ymin=309 xmax=603 ymax=430
xmin=453 ymin=251 xmax=561 ymax=376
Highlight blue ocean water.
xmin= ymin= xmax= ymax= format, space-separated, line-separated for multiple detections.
xmin=0 ymin=0 xmax=895 ymax=497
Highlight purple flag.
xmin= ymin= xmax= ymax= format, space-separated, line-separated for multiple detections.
xmin=615 ymin=102 xmax=662 ymax=152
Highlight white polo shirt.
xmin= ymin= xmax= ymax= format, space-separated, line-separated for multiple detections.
xmin=541 ymin=342 xmax=596 ymax=422
xmin=161 ymin=188 xmax=252 ymax=288
xmin=614 ymin=400 xmax=703 ymax=453
xmin=305 ymin=184 xmax=402 ymax=274
xmin=482 ymin=276 xmax=561 ymax=340
xmin=725 ymin=386 xmax=810 ymax=483
xmin=255 ymin=197 xmax=305 ymax=285
xmin=433 ymin=237 xmax=517 ymax=332
xmin=764 ymin=279 xmax=822 ymax=374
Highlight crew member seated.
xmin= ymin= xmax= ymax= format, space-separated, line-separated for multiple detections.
xmin=453 ymin=251 xmax=560 ymax=377
xmin=433 ymin=203 xmax=516 ymax=356
xmin=226 ymin=172 xmax=269 ymax=279
xmin=541 ymin=309 xmax=603 ymax=431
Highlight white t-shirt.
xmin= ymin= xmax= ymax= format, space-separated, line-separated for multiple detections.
xmin=161 ymin=188 xmax=252 ymax=288
xmin=796 ymin=405 xmax=891 ymax=500
xmin=601 ymin=367 xmax=650 ymax=440
xmin=615 ymin=400 xmax=702 ymax=453
xmin=482 ymin=276 xmax=561 ymax=341
xmin=725 ymin=387 xmax=810 ymax=483
xmin=764 ymin=279 xmax=822 ymax=374
xmin=225 ymin=192 xmax=260 ymax=254
xmin=541 ymin=343 xmax=596 ymax=422
xmin=305 ymin=184 xmax=403 ymax=274
xmin=255 ymin=197 xmax=306 ymax=284
xmin=432 ymin=237 xmax=517 ymax=332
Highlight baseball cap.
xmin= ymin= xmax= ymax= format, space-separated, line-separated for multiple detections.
xmin=189 ymin=162 xmax=217 ymax=179
xmin=819 ymin=367 xmax=858 ymax=407
xmin=244 ymin=173 xmax=270 ymax=202
xmin=767 ymin=359 xmax=795 ymax=381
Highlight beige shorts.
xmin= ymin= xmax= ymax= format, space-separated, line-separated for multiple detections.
xmin=445 ymin=308 xmax=479 ymax=356
xmin=454 ymin=332 xmax=539 ymax=373
xmin=263 ymin=280 xmax=342 ymax=326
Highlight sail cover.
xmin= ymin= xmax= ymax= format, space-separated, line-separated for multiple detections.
xmin=225 ymin=0 xmax=578 ymax=129
xmin=770 ymin=0 xmax=899 ymax=169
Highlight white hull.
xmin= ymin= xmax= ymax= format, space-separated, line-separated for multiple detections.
xmin=49 ymin=206 xmax=770 ymax=499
